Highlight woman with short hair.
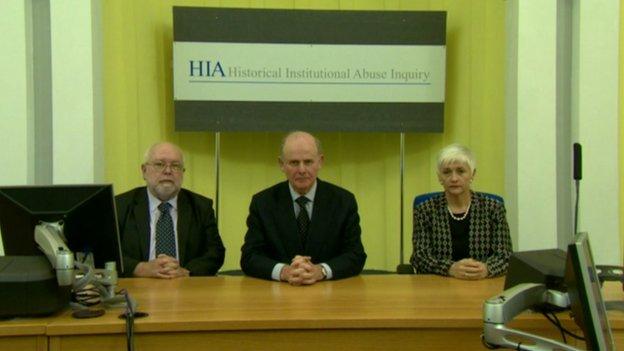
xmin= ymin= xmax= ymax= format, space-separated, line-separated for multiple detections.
xmin=410 ymin=144 xmax=512 ymax=279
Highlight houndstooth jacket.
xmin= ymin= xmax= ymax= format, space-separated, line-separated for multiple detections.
xmin=410 ymin=191 xmax=513 ymax=277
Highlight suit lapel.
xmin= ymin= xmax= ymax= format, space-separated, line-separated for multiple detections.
xmin=436 ymin=195 xmax=452 ymax=251
xmin=176 ymin=190 xmax=191 ymax=263
xmin=133 ymin=189 xmax=151 ymax=261
xmin=467 ymin=192 xmax=478 ymax=255
xmin=274 ymin=182 xmax=304 ymax=255
xmin=306 ymin=180 xmax=332 ymax=255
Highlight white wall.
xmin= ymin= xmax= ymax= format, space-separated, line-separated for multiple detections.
xmin=50 ymin=0 xmax=103 ymax=184
xmin=0 ymin=0 xmax=34 ymax=187
xmin=506 ymin=0 xmax=620 ymax=265
xmin=572 ymin=0 xmax=620 ymax=264
xmin=506 ymin=0 xmax=562 ymax=251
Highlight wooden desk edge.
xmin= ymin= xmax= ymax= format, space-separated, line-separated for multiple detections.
xmin=45 ymin=316 xmax=588 ymax=336
xmin=0 ymin=324 xmax=46 ymax=337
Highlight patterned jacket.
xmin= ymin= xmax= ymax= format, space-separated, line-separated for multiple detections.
xmin=410 ymin=192 xmax=513 ymax=277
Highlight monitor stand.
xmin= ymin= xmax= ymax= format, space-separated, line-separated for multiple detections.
xmin=597 ymin=265 xmax=624 ymax=312
xmin=73 ymin=260 xmax=127 ymax=308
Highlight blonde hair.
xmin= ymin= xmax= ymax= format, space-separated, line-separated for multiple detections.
xmin=437 ymin=143 xmax=476 ymax=174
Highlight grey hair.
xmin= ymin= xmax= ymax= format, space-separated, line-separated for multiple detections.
xmin=279 ymin=131 xmax=323 ymax=159
xmin=143 ymin=142 xmax=185 ymax=165
xmin=437 ymin=143 xmax=476 ymax=174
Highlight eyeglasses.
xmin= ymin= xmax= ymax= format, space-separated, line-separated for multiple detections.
xmin=145 ymin=161 xmax=185 ymax=173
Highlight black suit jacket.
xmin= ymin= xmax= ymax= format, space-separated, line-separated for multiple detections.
xmin=115 ymin=187 xmax=225 ymax=276
xmin=240 ymin=179 xmax=366 ymax=280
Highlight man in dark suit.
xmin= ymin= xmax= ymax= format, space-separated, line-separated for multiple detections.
xmin=241 ymin=131 xmax=366 ymax=285
xmin=116 ymin=142 xmax=225 ymax=278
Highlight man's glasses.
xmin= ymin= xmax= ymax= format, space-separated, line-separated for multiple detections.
xmin=145 ymin=162 xmax=185 ymax=173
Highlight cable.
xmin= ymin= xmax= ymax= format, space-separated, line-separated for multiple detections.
xmin=121 ymin=289 xmax=135 ymax=351
xmin=480 ymin=334 xmax=501 ymax=349
xmin=574 ymin=179 xmax=580 ymax=234
xmin=541 ymin=311 xmax=585 ymax=342
xmin=117 ymin=288 xmax=147 ymax=351
xmin=542 ymin=311 xmax=567 ymax=343
xmin=553 ymin=312 xmax=584 ymax=340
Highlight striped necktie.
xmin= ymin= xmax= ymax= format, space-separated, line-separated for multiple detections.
xmin=295 ymin=196 xmax=310 ymax=245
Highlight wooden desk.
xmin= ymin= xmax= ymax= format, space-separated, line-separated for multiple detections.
xmin=2 ymin=275 xmax=623 ymax=351
xmin=0 ymin=318 xmax=48 ymax=351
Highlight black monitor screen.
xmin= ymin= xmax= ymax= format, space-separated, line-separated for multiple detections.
xmin=564 ymin=232 xmax=615 ymax=350
xmin=0 ymin=184 xmax=123 ymax=273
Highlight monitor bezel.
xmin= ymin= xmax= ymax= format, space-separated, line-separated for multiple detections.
xmin=565 ymin=232 xmax=615 ymax=350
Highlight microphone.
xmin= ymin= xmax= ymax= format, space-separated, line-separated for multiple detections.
xmin=573 ymin=143 xmax=582 ymax=180
xmin=573 ymin=143 xmax=582 ymax=234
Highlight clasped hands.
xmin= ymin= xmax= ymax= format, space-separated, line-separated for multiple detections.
xmin=134 ymin=254 xmax=190 ymax=279
xmin=448 ymin=258 xmax=488 ymax=280
xmin=280 ymin=255 xmax=325 ymax=286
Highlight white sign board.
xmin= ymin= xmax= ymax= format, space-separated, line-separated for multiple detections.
xmin=174 ymin=42 xmax=445 ymax=103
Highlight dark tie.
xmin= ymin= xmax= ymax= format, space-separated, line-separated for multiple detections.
xmin=295 ymin=196 xmax=310 ymax=245
xmin=155 ymin=202 xmax=177 ymax=258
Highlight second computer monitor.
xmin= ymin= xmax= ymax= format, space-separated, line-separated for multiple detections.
xmin=565 ymin=232 xmax=615 ymax=350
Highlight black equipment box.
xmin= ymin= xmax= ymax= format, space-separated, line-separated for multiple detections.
xmin=0 ymin=256 xmax=70 ymax=318
xmin=504 ymin=248 xmax=567 ymax=291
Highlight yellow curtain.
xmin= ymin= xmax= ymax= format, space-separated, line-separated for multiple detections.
xmin=103 ymin=0 xmax=506 ymax=271
xmin=620 ymin=0 xmax=624 ymax=263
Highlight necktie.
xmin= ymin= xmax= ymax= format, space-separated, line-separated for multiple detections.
xmin=155 ymin=202 xmax=177 ymax=258
xmin=295 ymin=196 xmax=310 ymax=245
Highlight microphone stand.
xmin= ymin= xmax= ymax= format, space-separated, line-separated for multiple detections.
xmin=572 ymin=143 xmax=581 ymax=235
xmin=397 ymin=132 xmax=414 ymax=274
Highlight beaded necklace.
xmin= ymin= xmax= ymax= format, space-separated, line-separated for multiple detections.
xmin=447 ymin=202 xmax=471 ymax=221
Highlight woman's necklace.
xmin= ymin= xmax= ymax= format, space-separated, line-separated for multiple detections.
xmin=447 ymin=202 xmax=471 ymax=221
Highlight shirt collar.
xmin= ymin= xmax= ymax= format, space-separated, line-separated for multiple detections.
xmin=147 ymin=188 xmax=178 ymax=213
xmin=288 ymin=180 xmax=317 ymax=203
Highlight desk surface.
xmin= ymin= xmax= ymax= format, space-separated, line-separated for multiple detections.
xmin=42 ymin=275 xmax=623 ymax=334
xmin=3 ymin=275 xmax=624 ymax=351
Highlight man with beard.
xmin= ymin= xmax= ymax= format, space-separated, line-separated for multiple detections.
xmin=115 ymin=142 xmax=225 ymax=278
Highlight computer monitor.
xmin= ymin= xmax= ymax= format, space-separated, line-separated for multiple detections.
xmin=0 ymin=184 xmax=123 ymax=273
xmin=564 ymin=232 xmax=615 ymax=350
